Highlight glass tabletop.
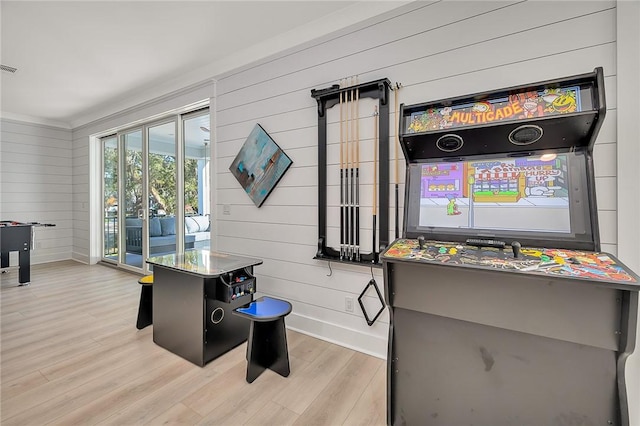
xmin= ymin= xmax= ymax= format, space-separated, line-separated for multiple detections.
xmin=146 ymin=249 xmax=262 ymax=277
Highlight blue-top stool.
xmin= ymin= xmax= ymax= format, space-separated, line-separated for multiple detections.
xmin=232 ymin=296 xmax=292 ymax=383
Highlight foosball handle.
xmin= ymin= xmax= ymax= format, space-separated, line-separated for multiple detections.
xmin=512 ymin=241 xmax=521 ymax=258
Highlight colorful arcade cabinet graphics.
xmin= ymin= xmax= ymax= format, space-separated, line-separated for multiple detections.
xmin=383 ymin=239 xmax=638 ymax=284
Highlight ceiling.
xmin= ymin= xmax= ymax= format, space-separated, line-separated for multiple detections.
xmin=0 ymin=1 xmax=405 ymax=129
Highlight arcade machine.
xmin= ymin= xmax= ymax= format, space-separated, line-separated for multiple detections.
xmin=1 ymin=220 xmax=55 ymax=285
xmin=381 ymin=68 xmax=640 ymax=425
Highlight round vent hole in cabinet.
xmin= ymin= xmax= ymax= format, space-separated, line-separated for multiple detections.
xmin=509 ymin=125 xmax=543 ymax=145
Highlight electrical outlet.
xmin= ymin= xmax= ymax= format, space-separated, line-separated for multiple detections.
xmin=345 ymin=296 xmax=354 ymax=313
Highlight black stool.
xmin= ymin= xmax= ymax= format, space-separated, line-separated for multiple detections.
xmin=136 ymin=274 xmax=153 ymax=330
xmin=233 ymin=296 xmax=292 ymax=383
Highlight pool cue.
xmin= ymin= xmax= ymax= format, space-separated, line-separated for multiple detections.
xmin=372 ymin=105 xmax=379 ymax=263
xmin=354 ymin=76 xmax=360 ymax=262
xmin=393 ymin=82 xmax=402 ymax=239
xmin=339 ymin=79 xmax=345 ymax=260
xmin=345 ymin=77 xmax=352 ymax=261
xmin=349 ymin=76 xmax=356 ymax=261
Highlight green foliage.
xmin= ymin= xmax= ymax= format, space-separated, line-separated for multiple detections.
xmin=104 ymin=144 xmax=201 ymax=217
xmin=125 ymin=149 xmax=144 ymax=216
xmin=103 ymin=146 xmax=118 ymax=207
xmin=184 ymin=158 xmax=199 ymax=213
xmin=149 ymin=152 xmax=176 ymax=214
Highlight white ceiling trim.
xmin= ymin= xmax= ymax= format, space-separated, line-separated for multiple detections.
xmin=0 ymin=111 xmax=72 ymax=130
xmin=73 ymin=81 xmax=213 ymax=139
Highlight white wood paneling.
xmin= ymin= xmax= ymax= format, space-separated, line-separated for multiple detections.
xmin=595 ymin=176 xmax=617 ymax=212
xmin=0 ymin=119 xmax=74 ymax=265
xmin=214 ymin=1 xmax=619 ymax=357
xmin=616 ymin=3 xmax=640 ymax=422
xmin=217 ymin=1 xmax=614 ymax=105
xmin=598 ymin=210 xmax=618 ymax=246
xmin=594 ymin=142 xmax=618 ymax=177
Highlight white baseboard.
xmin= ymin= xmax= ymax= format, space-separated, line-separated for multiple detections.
xmin=31 ymin=252 xmax=73 ymax=265
xmin=4 ymin=251 xmax=72 ymax=266
xmin=286 ymin=312 xmax=388 ymax=360
xmin=71 ymin=251 xmax=91 ymax=265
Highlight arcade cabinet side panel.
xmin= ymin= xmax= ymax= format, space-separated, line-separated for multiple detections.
xmin=384 ymin=257 xmax=620 ymax=426
xmin=204 ymin=296 xmax=250 ymax=364
xmin=382 ymin=259 xmax=397 ymax=426
xmin=153 ymin=266 xmax=206 ymax=366
xmin=390 ymin=308 xmax=618 ymax=426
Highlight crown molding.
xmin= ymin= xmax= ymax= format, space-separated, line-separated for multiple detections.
xmin=71 ymin=79 xmax=214 ymax=134
xmin=0 ymin=111 xmax=71 ymax=129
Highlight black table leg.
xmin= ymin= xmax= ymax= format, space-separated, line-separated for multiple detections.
xmin=18 ymin=250 xmax=30 ymax=285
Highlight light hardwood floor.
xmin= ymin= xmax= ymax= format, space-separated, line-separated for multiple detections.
xmin=1 ymin=260 xmax=386 ymax=425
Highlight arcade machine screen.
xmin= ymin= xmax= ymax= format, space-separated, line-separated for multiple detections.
xmin=404 ymin=151 xmax=594 ymax=249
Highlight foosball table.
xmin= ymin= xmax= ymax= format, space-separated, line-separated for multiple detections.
xmin=1 ymin=220 xmax=55 ymax=285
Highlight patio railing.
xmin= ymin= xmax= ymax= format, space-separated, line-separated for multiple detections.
xmin=104 ymin=215 xmax=118 ymax=256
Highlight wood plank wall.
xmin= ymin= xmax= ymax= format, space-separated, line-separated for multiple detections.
xmin=213 ymin=0 xmax=619 ymax=357
xmin=0 ymin=119 xmax=73 ymax=264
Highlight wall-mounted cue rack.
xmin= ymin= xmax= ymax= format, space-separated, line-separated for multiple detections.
xmin=311 ymin=78 xmax=391 ymax=267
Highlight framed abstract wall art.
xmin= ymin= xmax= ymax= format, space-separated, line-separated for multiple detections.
xmin=229 ymin=124 xmax=293 ymax=207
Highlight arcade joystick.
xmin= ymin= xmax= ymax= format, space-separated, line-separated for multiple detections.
xmin=417 ymin=236 xmax=425 ymax=250
xmin=511 ymin=241 xmax=521 ymax=259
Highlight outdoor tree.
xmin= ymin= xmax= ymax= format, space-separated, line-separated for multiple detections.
xmin=104 ymin=142 xmax=202 ymax=217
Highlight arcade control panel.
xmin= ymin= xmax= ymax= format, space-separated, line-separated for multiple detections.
xmin=382 ymin=238 xmax=639 ymax=286
xmin=207 ymin=269 xmax=256 ymax=303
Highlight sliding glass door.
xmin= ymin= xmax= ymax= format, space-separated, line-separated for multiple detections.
xmin=183 ymin=111 xmax=211 ymax=251
xmin=102 ymin=136 xmax=118 ymax=259
xmin=122 ymin=129 xmax=145 ymax=268
xmin=100 ymin=108 xmax=210 ymax=272
xmin=147 ymin=121 xmax=178 ymax=260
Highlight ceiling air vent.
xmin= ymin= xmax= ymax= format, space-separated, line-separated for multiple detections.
xmin=509 ymin=125 xmax=543 ymax=145
xmin=1 ymin=64 xmax=18 ymax=73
